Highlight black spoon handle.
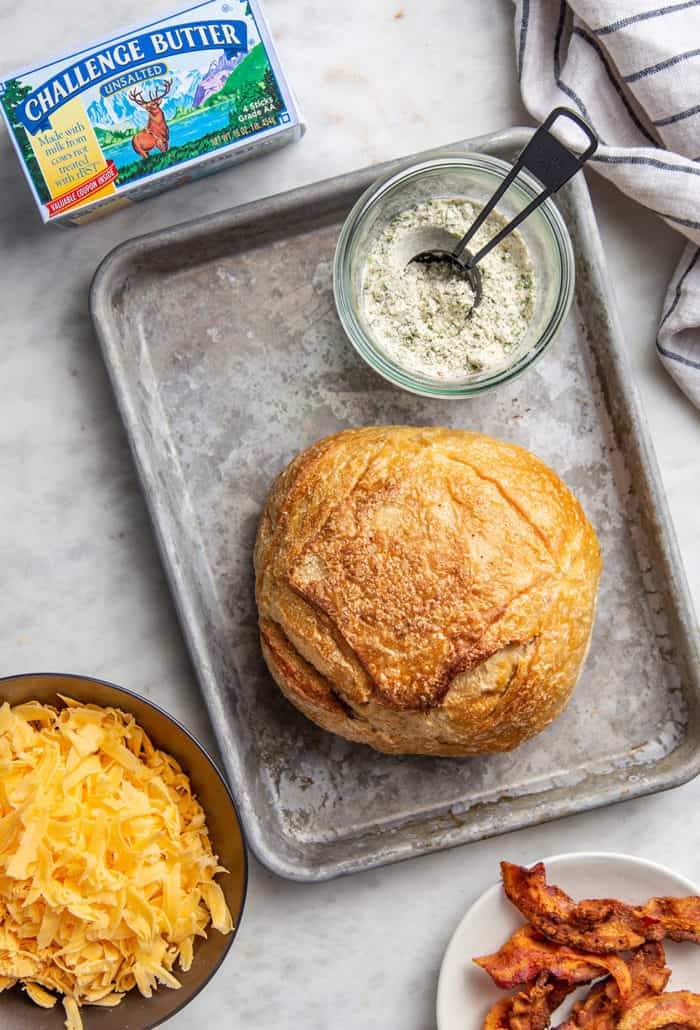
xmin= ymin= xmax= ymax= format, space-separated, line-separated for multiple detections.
xmin=452 ymin=108 xmax=598 ymax=267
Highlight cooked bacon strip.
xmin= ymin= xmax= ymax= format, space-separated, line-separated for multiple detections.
xmin=556 ymin=942 xmax=671 ymax=1029
xmin=511 ymin=974 xmax=573 ymax=1030
xmin=474 ymin=925 xmax=632 ymax=997
xmin=483 ymin=975 xmax=573 ymax=1030
xmin=502 ymin=862 xmax=700 ymax=953
xmin=644 ymin=896 xmax=700 ymax=944
xmin=501 ymin=862 xmax=663 ymax=953
xmin=484 ymin=998 xmax=514 ymax=1030
xmin=616 ymin=991 xmax=700 ymax=1029
xmin=559 ymin=978 xmax=614 ymax=1029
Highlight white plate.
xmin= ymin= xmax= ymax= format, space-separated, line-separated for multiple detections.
xmin=436 ymin=851 xmax=700 ymax=1030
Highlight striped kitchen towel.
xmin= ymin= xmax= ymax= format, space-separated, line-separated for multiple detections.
xmin=514 ymin=0 xmax=700 ymax=409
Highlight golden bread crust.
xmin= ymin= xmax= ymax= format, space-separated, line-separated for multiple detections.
xmin=254 ymin=426 xmax=601 ymax=756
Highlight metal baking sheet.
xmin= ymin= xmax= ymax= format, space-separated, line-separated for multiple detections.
xmin=90 ymin=128 xmax=700 ymax=881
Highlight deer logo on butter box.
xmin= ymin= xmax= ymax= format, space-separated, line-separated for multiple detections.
xmin=130 ymin=79 xmax=173 ymax=157
xmin=0 ymin=0 xmax=304 ymax=225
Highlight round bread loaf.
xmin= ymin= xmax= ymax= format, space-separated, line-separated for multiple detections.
xmin=254 ymin=426 xmax=601 ymax=756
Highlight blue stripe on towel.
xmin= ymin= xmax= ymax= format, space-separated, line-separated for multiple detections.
xmin=657 ymin=344 xmax=700 ymax=369
xmin=624 ymin=48 xmax=700 ymax=83
xmin=592 ymin=154 xmax=700 ymax=177
xmin=518 ymin=0 xmax=531 ymax=79
xmin=655 ymin=104 xmax=700 ymax=127
xmin=554 ymin=2 xmax=598 ymax=128
xmin=658 ymin=211 xmax=700 ymax=230
xmin=596 ymin=0 xmax=700 ymax=36
xmin=660 ymin=248 xmax=699 ymax=328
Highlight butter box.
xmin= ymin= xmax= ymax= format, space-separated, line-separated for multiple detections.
xmin=0 ymin=0 xmax=304 ymax=224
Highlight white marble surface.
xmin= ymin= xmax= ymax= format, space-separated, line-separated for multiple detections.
xmin=1 ymin=2 xmax=699 ymax=1028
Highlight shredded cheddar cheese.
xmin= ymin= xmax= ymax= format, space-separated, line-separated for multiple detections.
xmin=0 ymin=697 xmax=233 ymax=1029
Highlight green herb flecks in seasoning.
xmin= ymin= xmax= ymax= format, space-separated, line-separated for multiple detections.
xmin=362 ymin=198 xmax=536 ymax=381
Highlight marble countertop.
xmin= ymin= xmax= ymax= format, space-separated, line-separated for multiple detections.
xmin=1 ymin=1 xmax=698 ymax=1027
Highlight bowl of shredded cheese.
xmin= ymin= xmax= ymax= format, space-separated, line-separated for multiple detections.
xmin=333 ymin=152 xmax=575 ymax=399
xmin=0 ymin=672 xmax=247 ymax=1030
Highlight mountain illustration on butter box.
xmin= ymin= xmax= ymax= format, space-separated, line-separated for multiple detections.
xmin=0 ymin=0 xmax=304 ymax=224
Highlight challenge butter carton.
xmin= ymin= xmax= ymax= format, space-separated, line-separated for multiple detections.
xmin=0 ymin=0 xmax=304 ymax=224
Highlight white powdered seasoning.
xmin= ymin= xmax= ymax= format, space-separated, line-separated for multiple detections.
xmin=362 ymin=198 xmax=535 ymax=380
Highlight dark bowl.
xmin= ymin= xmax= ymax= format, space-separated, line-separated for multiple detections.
xmin=0 ymin=672 xmax=248 ymax=1030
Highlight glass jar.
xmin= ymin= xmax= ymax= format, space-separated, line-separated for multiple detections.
xmin=333 ymin=153 xmax=575 ymax=399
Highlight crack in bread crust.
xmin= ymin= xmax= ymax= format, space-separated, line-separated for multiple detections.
xmin=445 ymin=452 xmax=559 ymax=564
xmin=261 ymin=617 xmax=546 ymax=755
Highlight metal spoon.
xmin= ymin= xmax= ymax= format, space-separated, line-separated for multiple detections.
xmin=405 ymin=108 xmax=598 ymax=316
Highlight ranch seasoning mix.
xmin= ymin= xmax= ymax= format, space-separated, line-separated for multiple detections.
xmin=0 ymin=0 xmax=304 ymax=225
xmin=362 ymin=198 xmax=535 ymax=380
